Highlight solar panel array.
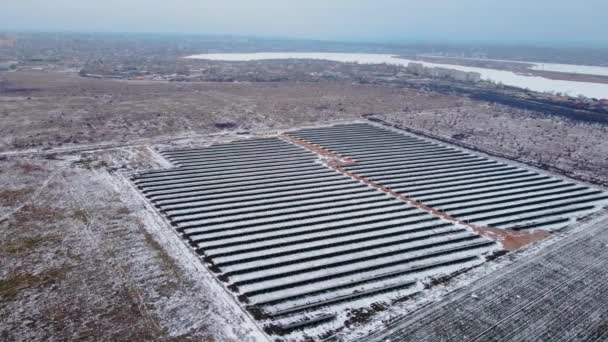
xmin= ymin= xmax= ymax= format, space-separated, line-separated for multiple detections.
xmin=132 ymin=134 xmax=497 ymax=333
xmin=288 ymin=123 xmax=608 ymax=232
xmin=131 ymin=122 xmax=607 ymax=336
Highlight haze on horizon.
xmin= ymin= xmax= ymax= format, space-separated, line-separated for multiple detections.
xmin=2 ymin=0 xmax=607 ymax=47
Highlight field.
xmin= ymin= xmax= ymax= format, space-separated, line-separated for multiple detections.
xmin=0 ymin=150 xmax=265 ymax=341
xmin=0 ymin=72 xmax=458 ymax=152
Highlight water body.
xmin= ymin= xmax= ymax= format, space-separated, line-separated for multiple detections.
xmin=422 ymin=55 xmax=608 ymax=77
xmin=185 ymin=52 xmax=608 ymax=99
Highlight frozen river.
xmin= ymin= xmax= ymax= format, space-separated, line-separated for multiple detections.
xmin=186 ymin=52 xmax=608 ymax=99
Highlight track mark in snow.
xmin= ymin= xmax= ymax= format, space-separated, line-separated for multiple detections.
xmin=0 ymin=168 xmax=62 ymax=224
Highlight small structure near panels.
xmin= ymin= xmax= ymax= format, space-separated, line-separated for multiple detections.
xmin=131 ymin=122 xmax=608 ymax=339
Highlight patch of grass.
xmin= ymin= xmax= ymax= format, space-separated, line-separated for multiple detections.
xmin=0 ymin=267 xmax=70 ymax=299
xmin=0 ymin=273 xmax=39 ymax=299
xmin=140 ymin=224 xmax=180 ymax=276
xmin=13 ymin=204 xmax=66 ymax=225
xmin=2 ymin=235 xmax=61 ymax=255
xmin=71 ymin=209 xmax=89 ymax=224
xmin=72 ymin=157 xmax=109 ymax=170
xmin=0 ymin=188 xmax=33 ymax=206
xmin=116 ymin=207 xmax=131 ymax=216
xmin=68 ymin=283 xmax=164 ymax=341
xmin=15 ymin=161 xmax=44 ymax=174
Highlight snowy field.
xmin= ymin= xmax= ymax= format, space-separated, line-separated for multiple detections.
xmin=186 ymin=52 xmax=608 ymax=99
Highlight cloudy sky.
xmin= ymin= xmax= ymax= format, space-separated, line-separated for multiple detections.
xmin=2 ymin=0 xmax=606 ymax=45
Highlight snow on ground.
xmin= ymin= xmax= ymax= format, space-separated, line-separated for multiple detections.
xmin=186 ymin=52 xmax=608 ymax=99
xmin=0 ymin=149 xmax=267 ymax=342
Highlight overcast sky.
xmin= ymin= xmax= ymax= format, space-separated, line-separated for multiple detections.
xmin=2 ymin=0 xmax=607 ymax=45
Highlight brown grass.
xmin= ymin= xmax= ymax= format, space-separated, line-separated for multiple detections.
xmin=13 ymin=205 xmax=66 ymax=225
xmin=0 ymin=188 xmax=33 ymax=206
xmin=71 ymin=157 xmax=109 ymax=170
xmin=15 ymin=161 xmax=44 ymax=174
xmin=2 ymin=235 xmax=61 ymax=255
xmin=71 ymin=208 xmax=90 ymax=224
xmin=116 ymin=207 xmax=131 ymax=215
xmin=0 ymin=267 xmax=70 ymax=299
xmin=140 ymin=223 xmax=180 ymax=277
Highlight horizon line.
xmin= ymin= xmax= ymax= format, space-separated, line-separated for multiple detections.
xmin=1 ymin=29 xmax=607 ymax=49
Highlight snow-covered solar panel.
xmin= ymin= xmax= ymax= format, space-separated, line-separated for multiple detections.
xmin=288 ymin=123 xmax=608 ymax=232
xmin=131 ymin=135 xmax=498 ymax=334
